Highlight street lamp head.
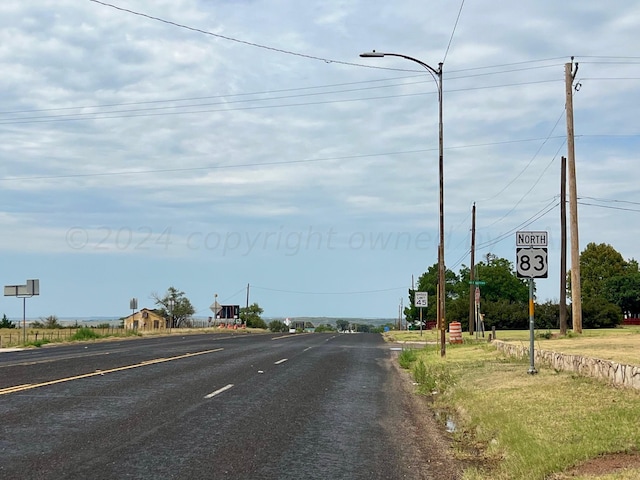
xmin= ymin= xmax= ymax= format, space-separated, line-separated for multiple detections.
xmin=360 ymin=51 xmax=385 ymax=58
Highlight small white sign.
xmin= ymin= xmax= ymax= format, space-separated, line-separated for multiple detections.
xmin=415 ymin=291 xmax=428 ymax=307
xmin=516 ymin=231 xmax=548 ymax=247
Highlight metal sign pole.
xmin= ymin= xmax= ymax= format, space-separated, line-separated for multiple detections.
xmin=23 ymin=297 xmax=26 ymax=343
xmin=528 ymin=278 xmax=537 ymax=374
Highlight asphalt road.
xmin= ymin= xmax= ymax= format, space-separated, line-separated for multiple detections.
xmin=0 ymin=332 xmax=451 ymax=479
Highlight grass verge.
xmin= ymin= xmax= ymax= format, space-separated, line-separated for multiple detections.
xmin=386 ymin=331 xmax=640 ymax=480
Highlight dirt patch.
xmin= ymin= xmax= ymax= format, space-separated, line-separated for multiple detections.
xmin=549 ymin=451 xmax=640 ymax=478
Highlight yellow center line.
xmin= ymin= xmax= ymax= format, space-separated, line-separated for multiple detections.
xmin=0 ymin=348 xmax=224 ymax=396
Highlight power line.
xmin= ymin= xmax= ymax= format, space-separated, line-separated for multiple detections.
xmin=443 ymin=0 xmax=466 ymax=64
xmin=475 ymin=197 xmax=560 ymax=250
xmin=87 ymin=0 xmax=418 ymax=73
xmin=579 ymin=196 xmax=640 ymax=206
xmin=0 ymin=137 xmax=570 ymax=183
xmin=0 ymin=79 xmax=564 ymax=126
xmin=577 ymin=201 xmax=640 ymax=213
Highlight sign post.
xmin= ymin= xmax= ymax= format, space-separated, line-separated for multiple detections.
xmin=516 ymin=231 xmax=549 ymax=375
xmin=469 ymin=281 xmax=486 ymax=339
xmin=4 ymin=279 xmax=40 ymax=344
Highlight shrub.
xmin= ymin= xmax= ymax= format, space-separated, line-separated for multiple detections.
xmin=0 ymin=314 xmax=16 ymax=329
xmin=415 ymin=361 xmax=455 ymax=395
xmin=71 ymin=328 xmax=101 ymax=341
xmin=268 ymin=320 xmax=287 ymax=332
xmin=314 ymin=324 xmax=335 ymax=333
xmin=247 ymin=317 xmax=267 ymax=329
xmin=398 ymin=348 xmax=417 ymax=369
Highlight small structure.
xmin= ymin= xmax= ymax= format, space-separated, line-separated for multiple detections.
xmin=123 ymin=308 xmax=166 ymax=330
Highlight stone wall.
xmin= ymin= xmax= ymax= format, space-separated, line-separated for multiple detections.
xmin=493 ymin=340 xmax=640 ymax=390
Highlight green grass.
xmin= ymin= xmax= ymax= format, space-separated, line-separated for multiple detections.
xmin=387 ymin=333 xmax=640 ymax=480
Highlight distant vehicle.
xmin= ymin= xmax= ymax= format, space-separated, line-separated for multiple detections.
xmin=288 ymin=328 xmax=296 ymax=334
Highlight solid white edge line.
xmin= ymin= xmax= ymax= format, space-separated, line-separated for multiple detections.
xmin=204 ymin=383 xmax=234 ymax=399
xmin=274 ymin=358 xmax=288 ymax=365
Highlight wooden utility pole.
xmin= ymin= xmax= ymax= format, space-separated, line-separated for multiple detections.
xmin=560 ymin=157 xmax=568 ymax=335
xmin=565 ymin=60 xmax=582 ymax=333
xmin=469 ymin=202 xmax=476 ymax=335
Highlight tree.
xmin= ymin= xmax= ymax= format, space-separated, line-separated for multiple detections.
xmin=240 ymin=303 xmax=266 ymax=328
xmin=570 ymin=242 xmax=627 ymax=299
xmin=404 ymin=263 xmax=459 ymax=325
xmin=32 ymin=315 xmax=62 ymax=329
xmin=605 ymin=273 xmax=640 ymax=317
xmin=268 ymin=320 xmax=288 ymax=332
xmin=459 ymin=254 xmax=529 ymax=304
xmin=582 ymin=297 xmax=623 ymax=328
xmin=0 ymin=314 xmax=16 ymax=329
xmin=335 ymin=319 xmax=350 ymax=332
xmin=314 ymin=323 xmax=336 ymax=333
xmin=152 ymin=287 xmax=195 ymax=328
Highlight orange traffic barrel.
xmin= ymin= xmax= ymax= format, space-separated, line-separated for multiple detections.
xmin=449 ymin=322 xmax=463 ymax=344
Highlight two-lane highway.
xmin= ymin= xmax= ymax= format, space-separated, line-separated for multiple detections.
xmin=0 ymin=332 xmax=450 ymax=479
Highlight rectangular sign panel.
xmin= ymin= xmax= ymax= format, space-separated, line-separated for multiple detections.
xmin=4 ymin=285 xmax=29 ymax=296
xmin=414 ymin=292 xmax=428 ymax=307
xmin=516 ymin=231 xmax=548 ymax=247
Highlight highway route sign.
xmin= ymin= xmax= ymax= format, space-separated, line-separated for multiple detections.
xmin=516 ymin=247 xmax=548 ymax=278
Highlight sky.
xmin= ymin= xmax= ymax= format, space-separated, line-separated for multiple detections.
xmin=0 ymin=0 xmax=639 ymax=321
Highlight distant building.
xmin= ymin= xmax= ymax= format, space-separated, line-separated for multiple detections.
xmin=123 ymin=308 xmax=167 ymax=330
xmin=290 ymin=320 xmax=315 ymax=332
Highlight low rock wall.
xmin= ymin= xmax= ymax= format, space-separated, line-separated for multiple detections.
xmin=493 ymin=340 xmax=640 ymax=390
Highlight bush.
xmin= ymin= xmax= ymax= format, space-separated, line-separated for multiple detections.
xmin=0 ymin=314 xmax=16 ymax=329
xmin=268 ymin=320 xmax=288 ymax=332
xmin=314 ymin=324 xmax=335 ymax=333
xmin=414 ymin=360 xmax=455 ymax=394
xmin=247 ymin=317 xmax=267 ymax=329
xmin=71 ymin=328 xmax=101 ymax=341
xmin=582 ymin=297 xmax=623 ymax=328
xmin=398 ymin=348 xmax=417 ymax=369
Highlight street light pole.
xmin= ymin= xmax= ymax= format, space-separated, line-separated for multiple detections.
xmin=360 ymin=51 xmax=446 ymax=356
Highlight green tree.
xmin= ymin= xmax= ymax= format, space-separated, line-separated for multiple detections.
xmin=404 ymin=263 xmax=459 ymax=325
xmin=582 ymin=297 xmax=623 ymax=328
xmin=152 ymin=287 xmax=195 ymax=328
xmin=605 ymin=273 xmax=640 ymax=317
xmin=335 ymin=319 xmax=350 ymax=332
xmin=268 ymin=320 xmax=287 ymax=332
xmin=0 ymin=314 xmax=16 ymax=329
xmin=240 ymin=303 xmax=266 ymax=328
xmin=534 ymin=301 xmax=560 ymax=330
xmin=570 ymin=243 xmax=627 ymax=299
xmin=459 ymin=254 xmax=529 ymax=304
xmin=36 ymin=315 xmax=62 ymax=329
xmin=314 ymin=323 xmax=335 ymax=333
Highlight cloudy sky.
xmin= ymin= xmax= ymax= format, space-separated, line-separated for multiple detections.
xmin=0 ymin=0 xmax=638 ymax=321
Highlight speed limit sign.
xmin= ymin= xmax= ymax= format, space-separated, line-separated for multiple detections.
xmin=516 ymin=247 xmax=548 ymax=278
xmin=415 ymin=291 xmax=428 ymax=307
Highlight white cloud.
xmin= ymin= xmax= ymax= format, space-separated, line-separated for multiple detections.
xmin=0 ymin=0 xmax=638 ymax=319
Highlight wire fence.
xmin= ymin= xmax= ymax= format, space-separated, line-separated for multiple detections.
xmin=0 ymin=323 xmax=222 ymax=349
